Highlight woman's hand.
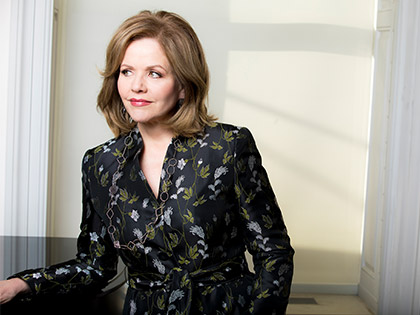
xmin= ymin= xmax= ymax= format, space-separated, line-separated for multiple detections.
xmin=0 ymin=278 xmax=30 ymax=304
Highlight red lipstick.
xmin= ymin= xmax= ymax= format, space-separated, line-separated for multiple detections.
xmin=129 ymin=98 xmax=152 ymax=107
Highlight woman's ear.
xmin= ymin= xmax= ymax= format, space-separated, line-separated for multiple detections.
xmin=178 ymin=88 xmax=185 ymax=100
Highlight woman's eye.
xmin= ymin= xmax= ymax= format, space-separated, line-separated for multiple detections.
xmin=149 ymin=71 xmax=162 ymax=78
xmin=121 ymin=69 xmax=132 ymax=76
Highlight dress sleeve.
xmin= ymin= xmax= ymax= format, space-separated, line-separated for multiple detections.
xmin=234 ymin=127 xmax=294 ymax=315
xmin=9 ymin=151 xmax=118 ymax=299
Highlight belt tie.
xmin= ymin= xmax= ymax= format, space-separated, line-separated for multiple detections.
xmin=128 ymin=256 xmax=247 ymax=314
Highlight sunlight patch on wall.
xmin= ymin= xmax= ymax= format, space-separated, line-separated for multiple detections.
xmin=229 ymin=0 xmax=374 ymax=29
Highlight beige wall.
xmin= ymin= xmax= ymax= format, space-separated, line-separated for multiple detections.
xmin=49 ymin=0 xmax=374 ymax=289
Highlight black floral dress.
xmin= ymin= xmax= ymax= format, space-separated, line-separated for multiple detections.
xmin=11 ymin=122 xmax=294 ymax=314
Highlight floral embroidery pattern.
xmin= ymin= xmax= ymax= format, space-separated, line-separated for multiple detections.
xmin=11 ymin=123 xmax=294 ymax=314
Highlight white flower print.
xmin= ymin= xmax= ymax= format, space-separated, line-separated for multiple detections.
xmin=152 ymin=258 xmax=165 ymax=274
xmin=169 ymin=289 xmax=185 ymax=304
xmin=238 ymin=294 xmax=246 ymax=307
xmin=256 ymin=234 xmax=269 ymax=244
xmin=139 ymin=170 xmax=146 ymax=181
xmin=214 ymin=166 xmax=228 ymax=179
xmin=175 ymin=175 xmax=185 ymax=188
xmin=231 ymin=227 xmax=237 ymax=238
xmin=190 ymin=225 xmax=205 ymax=239
xmin=247 ymin=221 xmax=262 ymax=234
xmin=144 ymin=247 xmax=152 ymax=254
xmin=197 ymin=158 xmax=203 ymax=166
xmin=103 ymin=145 xmax=110 ymax=153
xmin=197 ymin=136 xmax=209 ymax=148
xmin=130 ymin=209 xmax=140 ymax=222
xmin=248 ymin=155 xmax=256 ymax=171
xmin=178 ymin=158 xmax=186 ymax=170
xmin=225 ymin=212 xmax=231 ymax=225
xmin=197 ymin=239 xmax=209 ymax=258
xmin=76 ymin=267 xmax=90 ymax=275
xmin=133 ymin=228 xmax=143 ymax=239
xmin=163 ymin=207 xmax=173 ymax=226
xmin=90 ymin=232 xmax=99 ymax=242
xmin=142 ymin=198 xmax=149 ymax=208
xmin=258 ymin=243 xmax=272 ymax=252
xmin=56 ymin=267 xmax=70 ymax=275
xmin=98 ymin=165 xmax=104 ymax=173
xmin=129 ymin=299 xmax=137 ymax=315
xmin=32 ymin=273 xmax=42 ymax=279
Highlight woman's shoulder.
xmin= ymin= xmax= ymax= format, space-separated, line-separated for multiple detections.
xmin=82 ymin=129 xmax=142 ymax=168
xmin=203 ymin=122 xmax=253 ymax=140
xmin=83 ymin=136 xmax=120 ymax=161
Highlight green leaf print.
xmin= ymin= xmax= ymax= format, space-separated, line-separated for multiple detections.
xmin=262 ymin=215 xmax=273 ymax=229
xmin=210 ymin=272 xmax=226 ymax=282
xmin=181 ymin=273 xmax=191 ymax=288
xmin=100 ymin=172 xmax=109 ymax=187
xmin=240 ymin=208 xmax=250 ymax=220
xmin=223 ymin=130 xmax=234 ymax=142
xmin=202 ymin=286 xmax=215 ymax=296
xmin=184 ymin=210 xmax=194 ymax=223
xmin=178 ymin=255 xmax=190 ymax=265
xmin=119 ymin=188 xmax=129 ymax=202
xmin=187 ymin=138 xmax=197 ymax=148
xmin=112 ymin=148 xmax=122 ymax=157
xmin=223 ymin=151 xmax=233 ymax=164
xmin=169 ymin=233 xmax=179 ymax=247
xmin=199 ymin=164 xmax=210 ymax=178
xmin=183 ymin=187 xmax=193 ymax=200
xmin=245 ymin=192 xmax=256 ymax=204
xmin=189 ymin=244 xmax=199 ymax=259
xmin=193 ymin=195 xmax=207 ymax=207
xmin=128 ymin=193 xmax=139 ymax=204
xmin=157 ymin=294 xmax=165 ymax=310
xmin=210 ymin=141 xmax=223 ymax=150
xmin=145 ymin=224 xmax=156 ymax=240
xmin=176 ymin=144 xmax=188 ymax=153
xmin=264 ymin=259 xmax=277 ymax=272
xmin=234 ymin=184 xmax=241 ymax=199
xmin=257 ymin=289 xmax=271 ymax=299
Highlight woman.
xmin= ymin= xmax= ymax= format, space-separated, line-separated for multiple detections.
xmin=0 ymin=10 xmax=294 ymax=314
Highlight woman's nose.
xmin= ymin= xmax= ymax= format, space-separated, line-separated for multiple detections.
xmin=131 ymin=75 xmax=146 ymax=93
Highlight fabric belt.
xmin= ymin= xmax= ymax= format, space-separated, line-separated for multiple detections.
xmin=127 ymin=256 xmax=248 ymax=314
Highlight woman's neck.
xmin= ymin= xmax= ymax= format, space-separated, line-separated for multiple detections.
xmin=137 ymin=122 xmax=174 ymax=148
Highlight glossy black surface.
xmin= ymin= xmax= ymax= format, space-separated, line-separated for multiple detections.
xmin=0 ymin=236 xmax=126 ymax=315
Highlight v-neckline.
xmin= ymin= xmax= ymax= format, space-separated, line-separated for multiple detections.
xmin=136 ymin=138 xmax=177 ymax=201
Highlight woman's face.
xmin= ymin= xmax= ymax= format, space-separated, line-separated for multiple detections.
xmin=117 ymin=38 xmax=184 ymax=127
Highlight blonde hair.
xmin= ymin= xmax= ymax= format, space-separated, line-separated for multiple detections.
xmin=97 ymin=10 xmax=217 ymax=138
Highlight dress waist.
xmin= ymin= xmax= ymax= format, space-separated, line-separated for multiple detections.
xmin=127 ymin=256 xmax=249 ymax=314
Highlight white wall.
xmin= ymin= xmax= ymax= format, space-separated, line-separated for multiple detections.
xmin=0 ymin=0 xmax=12 ymax=236
xmin=49 ymin=0 xmax=374 ymax=290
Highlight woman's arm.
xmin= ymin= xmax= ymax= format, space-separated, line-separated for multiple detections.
xmin=234 ymin=127 xmax=294 ymax=315
xmin=0 ymin=278 xmax=30 ymax=304
xmin=5 ymin=150 xmax=118 ymax=299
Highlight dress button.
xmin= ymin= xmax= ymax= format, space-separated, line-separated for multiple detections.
xmin=158 ymin=251 xmax=170 ymax=261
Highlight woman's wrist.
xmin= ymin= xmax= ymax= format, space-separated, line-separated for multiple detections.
xmin=8 ymin=278 xmax=31 ymax=295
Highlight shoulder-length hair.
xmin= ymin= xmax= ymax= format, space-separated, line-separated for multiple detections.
xmin=97 ymin=10 xmax=217 ymax=138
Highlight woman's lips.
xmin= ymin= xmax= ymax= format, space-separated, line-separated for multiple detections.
xmin=129 ymin=98 xmax=152 ymax=107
